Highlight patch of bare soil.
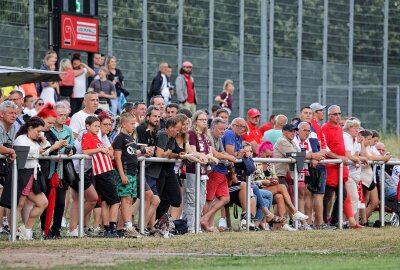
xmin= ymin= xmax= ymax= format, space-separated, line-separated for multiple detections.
xmin=0 ymin=248 xmax=161 ymax=269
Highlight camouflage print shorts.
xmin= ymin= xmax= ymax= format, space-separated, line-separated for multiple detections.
xmin=114 ymin=170 xmax=137 ymax=198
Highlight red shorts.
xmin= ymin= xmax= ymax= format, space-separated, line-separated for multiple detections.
xmin=206 ymin=171 xmax=229 ymax=201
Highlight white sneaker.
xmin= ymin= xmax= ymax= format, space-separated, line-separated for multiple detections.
xmin=67 ymin=228 xmax=79 ymax=237
xmin=282 ymin=224 xmax=297 ymax=231
xmin=61 ymin=217 xmax=67 ymax=228
xmin=18 ymin=225 xmax=32 ymax=240
xmin=3 ymin=216 xmax=8 ymax=227
xmin=299 ymin=224 xmax=313 ymax=231
xmin=293 ymin=211 xmax=309 ymax=221
xmin=218 ymin=218 xmax=227 ymax=231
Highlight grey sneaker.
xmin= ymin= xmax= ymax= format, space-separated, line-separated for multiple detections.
xmin=314 ymin=223 xmax=336 ymax=230
xmin=299 ymin=224 xmax=313 ymax=231
xmin=124 ymin=226 xmax=141 ymax=238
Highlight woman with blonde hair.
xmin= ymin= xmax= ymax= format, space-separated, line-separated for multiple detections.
xmin=182 ymin=110 xmax=217 ymax=232
xmin=58 ymin=58 xmax=75 ymax=100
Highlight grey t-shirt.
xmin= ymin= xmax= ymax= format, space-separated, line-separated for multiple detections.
xmin=0 ymin=121 xmax=17 ymax=146
xmin=88 ymin=79 xmax=116 ymax=102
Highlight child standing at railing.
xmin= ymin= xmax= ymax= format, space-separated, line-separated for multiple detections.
xmin=81 ymin=115 xmax=120 ymax=238
xmin=113 ymin=112 xmax=152 ymax=238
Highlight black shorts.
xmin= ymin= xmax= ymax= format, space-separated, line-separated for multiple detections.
xmin=71 ymin=169 xmax=93 ymax=192
xmin=136 ymin=175 xmax=151 ymax=197
xmin=363 ymin=181 xmax=376 ymax=192
xmin=94 ymin=171 xmax=120 ymax=205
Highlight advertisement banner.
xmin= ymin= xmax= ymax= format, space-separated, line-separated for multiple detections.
xmin=60 ymin=13 xmax=99 ymax=53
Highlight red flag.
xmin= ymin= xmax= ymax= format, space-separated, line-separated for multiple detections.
xmin=44 ymin=172 xmax=59 ymax=237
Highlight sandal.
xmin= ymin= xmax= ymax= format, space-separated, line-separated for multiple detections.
xmin=266 ymin=213 xmax=285 ymax=224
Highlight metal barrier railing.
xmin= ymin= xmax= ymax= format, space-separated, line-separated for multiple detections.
xmin=4 ymin=155 xmax=400 ymax=241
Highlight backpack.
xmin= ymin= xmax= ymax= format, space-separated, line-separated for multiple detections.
xmin=172 ymin=219 xmax=189 ymax=235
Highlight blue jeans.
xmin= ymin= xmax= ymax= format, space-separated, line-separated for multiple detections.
xmin=252 ymin=185 xmax=273 ymax=221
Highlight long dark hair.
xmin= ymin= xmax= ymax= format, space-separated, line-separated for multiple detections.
xmin=16 ymin=117 xmax=45 ymax=138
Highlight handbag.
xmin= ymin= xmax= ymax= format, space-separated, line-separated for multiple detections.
xmin=32 ymin=167 xmax=47 ymax=194
xmin=305 ymin=166 xmax=321 ymax=193
xmin=120 ymin=87 xmax=130 ymax=97
xmin=62 ymin=160 xmax=76 ymax=188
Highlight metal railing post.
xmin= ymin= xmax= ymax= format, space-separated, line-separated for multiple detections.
xmin=246 ymin=175 xmax=251 ymax=231
xmin=338 ymin=161 xmax=344 ymax=229
xmin=195 ymin=162 xmax=201 ymax=233
xmin=78 ymin=158 xmax=85 ymax=237
xmin=380 ymin=163 xmax=385 ymax=227
xmin=293 ymin=163 xmax=299 ymax=229
xmin=139 ymin=159 xmax=146 ymax=234
xmin=10 ymin=159 xmax=18 ymax=242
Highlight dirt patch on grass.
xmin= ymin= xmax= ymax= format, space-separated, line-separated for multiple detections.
xmin=0 ymin=248 xmax=163 ymax=268
xmin=1 ymin=228 xmax=400 ymax=268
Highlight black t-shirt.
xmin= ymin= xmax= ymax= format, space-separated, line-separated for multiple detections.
xmin=112 ymin=132 xmax=138 ymax=175
xmin=136 ymin=124 xmax=157 ymax=147
xmin=156 ymin=130 xmax=176 ymax=172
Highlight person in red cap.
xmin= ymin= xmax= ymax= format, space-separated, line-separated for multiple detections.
xmin=242 ymin=108 xmax=263 ymax=154
xmin=175 ymin=61 xmax=197 ymax=114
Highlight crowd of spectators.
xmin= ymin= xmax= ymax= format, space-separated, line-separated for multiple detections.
xmin=0 ymin=51 xmax=396 ymax=240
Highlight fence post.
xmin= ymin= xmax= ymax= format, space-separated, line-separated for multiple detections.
xmin=293 ymin=163 xmax=299 ymax=229
xmin=78 ymin=158 xmax=85 ymax=237
xmin=380 ymin=163 xmax=386 ymax=227
xmin=338 ymin=161 xmax=344 ymax=229
xmin=10 ymin=159 xmax=18 ymax=242
xmin=195 ymin=162 xmax=201 ymax=233
xmin=139 ymin=159 xmax=146 ymax=234
xmin=246 ymin=175 xmax=251 ymax=231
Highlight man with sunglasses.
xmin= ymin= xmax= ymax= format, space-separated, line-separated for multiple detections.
xmin=322 ymin=105 xmax=359 ymax=228
xmin=243 ymin=108 xmax=263 ymax=154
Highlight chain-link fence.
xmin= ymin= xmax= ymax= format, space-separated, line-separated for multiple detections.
xmin=0 ymin=0 xmax=399 ymax=133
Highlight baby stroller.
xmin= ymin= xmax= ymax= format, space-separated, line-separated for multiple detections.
xmin=377 ymin=165 xmax=400 ymax=227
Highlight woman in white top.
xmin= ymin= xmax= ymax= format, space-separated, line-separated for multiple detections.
xmin=359 ymin=129 xmax=391 ymax=225
xmin=1 ymin=117 xmax=63 ymax=240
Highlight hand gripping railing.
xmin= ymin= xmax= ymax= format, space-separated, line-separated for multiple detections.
xmin=4 ymin=155 xmax=400 ymax=241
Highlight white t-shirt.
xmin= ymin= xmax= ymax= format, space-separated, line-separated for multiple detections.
xmin=70 ymin=110 xmax=93 ymax=140
xmin=73 ymin=68 xmax=88 ymax=98
xmin=40 ymin=86 xmax=56 ymax=104
xmin=343 ymin=132 xmax=358 ymax=174
xmin=14 ymin=134 xmax=50 ymax=169
xmin=161 ymin=74 xmax=170 ymax=99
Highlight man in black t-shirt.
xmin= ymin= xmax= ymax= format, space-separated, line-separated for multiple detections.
xmin=136 ymin=105 xmax=162 ymax=229
xmin=152 ymin=117 xmax=183 ymax=220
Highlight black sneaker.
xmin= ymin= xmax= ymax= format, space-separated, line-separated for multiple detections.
xmin=104 ymin=230 xmax=119 ymax=238
xmin=51 ymin=229 xmax=62 ymax=239
xmin=0 ymin=225 xmax=10 ymax=235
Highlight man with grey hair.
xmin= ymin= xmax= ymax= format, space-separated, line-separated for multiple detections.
xmin=322 ymin=105 xmax=364 ymax=229
xmin=0 ymin=101 xmax=18 ymax=158
xmin=148 ymin=62 xmax=170 ymax=105
xmin=0 ymin=100 xmax=17 ymax=235
xmin=7 ymin=90 xmax=25 ymax=131
xmin=202 ymin=117 xmax=236 ymax=231
xmin=263 ymin=114 xmax=288 ymax=145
